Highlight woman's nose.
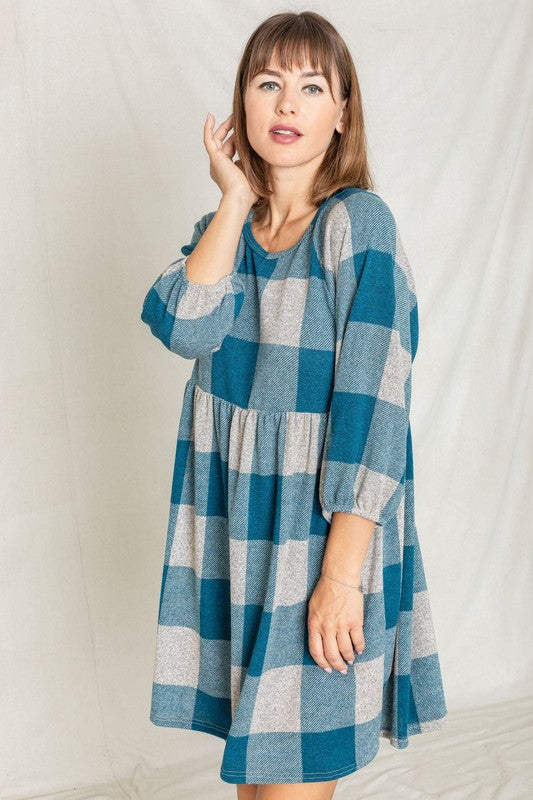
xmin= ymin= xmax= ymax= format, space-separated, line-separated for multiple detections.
xmin=275 ymin=90 xmax=299 ymax=113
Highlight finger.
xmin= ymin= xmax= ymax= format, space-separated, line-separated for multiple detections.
xmin=349 ymin=626 xmax=365 ymax=656
xmin=221 ymin=133 xmax=236 ymax=157
xmin=211 ymin=113 xmax=232 ymax=134
xmin=203 ymin=112 xmax=228 ymax=133
xmin=307 ymin=625 xmax=332 ymax=673
xmin=322 ymin=628 xmax=348 ymax=673
xmin=203 ymin=113 xmax=216 ymax=152
xmin=213 ymin=114 xmax=235 ymax=143
xmin=204 ymin=115 xmax=229 ymax=156
xmin=336 ymin=629 xmax=355 ymax=665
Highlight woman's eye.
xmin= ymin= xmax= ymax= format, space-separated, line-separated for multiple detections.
xmin=258 ymin=81 xmax=323 ymax=95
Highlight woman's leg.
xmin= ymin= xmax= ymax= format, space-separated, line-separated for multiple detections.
xmin=236 ymin=783 xmax=258 ymax=799
xmin=256 ymin=779 xmax=338 ymax=800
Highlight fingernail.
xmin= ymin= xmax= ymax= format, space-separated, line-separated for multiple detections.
xmin=347 ymin=659 xmax=354 ymax=665
xmin=340 ymin=668 xmax=348 ymax=674
xmin=324 ymin=666 xmax=332 ymax=673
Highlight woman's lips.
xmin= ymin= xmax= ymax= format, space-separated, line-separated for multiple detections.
xmin=269 ymin=130 xmax=303 ymax=144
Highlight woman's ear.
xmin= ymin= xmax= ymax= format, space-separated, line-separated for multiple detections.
xmin=336 ymin=100 xmax=348 ymax=135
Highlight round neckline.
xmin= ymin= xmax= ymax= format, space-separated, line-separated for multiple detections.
xmin=243 ymin=196 xmax=334 ymax=259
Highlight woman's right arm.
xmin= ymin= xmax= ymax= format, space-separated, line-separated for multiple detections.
xmin=141 ymin=112 xmax=259 ymax=360
xmin=140 ymin=193 xmax=251 ymax=359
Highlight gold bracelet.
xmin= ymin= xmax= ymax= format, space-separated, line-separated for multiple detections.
xmin=321 ymin=571 xmax=363 ymax=591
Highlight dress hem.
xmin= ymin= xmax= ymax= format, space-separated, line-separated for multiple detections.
xmin=150 ymin=711 xmax=449 ymax=783
xmin=150 ymin=711 xmax=229 ymax=740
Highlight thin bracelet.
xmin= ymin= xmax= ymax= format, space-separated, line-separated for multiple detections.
xmin=321 ymin=571 xmax=363 ymax=591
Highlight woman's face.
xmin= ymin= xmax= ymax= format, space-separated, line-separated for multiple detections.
xmin=243 ymin=56 xmax=348 ymax=175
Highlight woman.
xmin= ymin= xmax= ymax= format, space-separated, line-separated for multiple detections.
xmin=141 ymin=10 xmax=448 ymax=800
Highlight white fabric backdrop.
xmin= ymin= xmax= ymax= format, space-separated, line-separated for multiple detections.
xmin=2 ymin=1 xmax=532 ymax=797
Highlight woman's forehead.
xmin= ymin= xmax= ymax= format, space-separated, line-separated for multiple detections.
xmin=256 ymin=64 xmax=326 ymax=78
xmin=252 ymin=52 xmax=338 ymax=84
xmin=261 ymin=51 xmax=324 ymax=73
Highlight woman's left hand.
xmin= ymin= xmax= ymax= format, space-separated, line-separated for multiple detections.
xmin=307 ymin=575 xmax=366 ymax=673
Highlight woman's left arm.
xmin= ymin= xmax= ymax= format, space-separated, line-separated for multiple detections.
xmin=308 ymin=194 xmax=418 ymax=674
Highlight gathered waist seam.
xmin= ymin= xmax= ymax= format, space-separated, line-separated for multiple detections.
xmin=190 ymin=380 xmax=329 ymax=419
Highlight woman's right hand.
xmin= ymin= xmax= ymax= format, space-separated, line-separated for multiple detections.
xmin=204 ymin=112 xmax=260 ymax=207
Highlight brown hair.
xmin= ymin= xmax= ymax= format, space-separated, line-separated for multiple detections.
xmin=232 ymin=10 xmax=375 ymax=222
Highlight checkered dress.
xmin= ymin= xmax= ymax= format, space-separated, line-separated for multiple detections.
xmin=140 ymin=187 xmax=448 ymax=784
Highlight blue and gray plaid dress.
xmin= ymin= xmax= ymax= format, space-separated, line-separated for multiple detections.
xmin=141 ymin=187 xmax=448 ymax=784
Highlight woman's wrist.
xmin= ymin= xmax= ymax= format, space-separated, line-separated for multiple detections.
xmin=320 ymin=570 xmax=363 ymax=591
xmin=320 ymin=563 xmax=362 ymax=584
xmin=320 ymin=512 xmax=375 ymax=585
